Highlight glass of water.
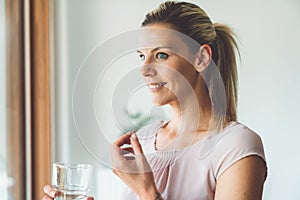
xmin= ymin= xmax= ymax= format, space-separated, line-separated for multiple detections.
xmin=52 ymin=163 xmax=93 ymax=200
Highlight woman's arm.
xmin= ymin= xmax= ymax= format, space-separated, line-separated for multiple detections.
xmin=214 ymin=155 xmax=267 ymax=200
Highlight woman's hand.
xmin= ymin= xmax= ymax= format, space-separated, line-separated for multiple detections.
xmin=111 ymin=131 xmax=162 ymax=200
xmin=42 ymin=185 xmax=94 ymax=200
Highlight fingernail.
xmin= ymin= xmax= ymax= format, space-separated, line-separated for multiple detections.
xmin=44 ymin=185 xmax=51 ymax=193
xmin=131 ymin=133 xmax=137 ymax=140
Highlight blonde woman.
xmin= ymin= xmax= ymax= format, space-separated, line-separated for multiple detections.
xmin=43 ymin=1 xmax=267 ymax=200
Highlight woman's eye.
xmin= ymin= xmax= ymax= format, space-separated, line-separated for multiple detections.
xmin=139 ymin=54 xmax=145 ymax=61
xmin=156 ymin=52 xmax=168 ymax=60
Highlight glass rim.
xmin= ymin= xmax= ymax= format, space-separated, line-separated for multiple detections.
xmin=53 ymin=162 xmax=92 ymax=169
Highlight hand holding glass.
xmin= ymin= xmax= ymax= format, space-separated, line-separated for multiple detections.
xmin=52 ymin=163 xmax=93 ymax=200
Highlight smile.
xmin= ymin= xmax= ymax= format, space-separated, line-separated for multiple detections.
xmin=148 ymin=82 xmax=167 ymax=90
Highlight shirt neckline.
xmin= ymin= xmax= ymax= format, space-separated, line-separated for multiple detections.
xmin=153 ymin=120 xmax=237 ymax=153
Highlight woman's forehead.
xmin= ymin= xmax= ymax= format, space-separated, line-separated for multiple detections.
xmin=137 ymin=27 xmax=198 ymax=53
xmin=138 ymin=28 xmax=187 ymax=52
xmin=139 ymin=30 xmax=180 ymax=47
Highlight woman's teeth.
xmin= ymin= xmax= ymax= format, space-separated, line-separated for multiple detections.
xmin=148 ymin=82 xmax=167 ymax=89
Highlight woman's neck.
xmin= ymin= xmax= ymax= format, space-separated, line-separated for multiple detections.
xmin=167 ymin=80 xmax=212 ymax=136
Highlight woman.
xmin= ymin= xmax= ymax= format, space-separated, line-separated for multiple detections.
xmin=43 ymin=1 xmax=267 ymax=200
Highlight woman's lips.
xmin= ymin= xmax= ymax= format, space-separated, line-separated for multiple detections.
xmin=147 ymin=82 xmax=167 ymax=91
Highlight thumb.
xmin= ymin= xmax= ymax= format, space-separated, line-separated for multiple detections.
xmin=87 ymin=197 xmax=94 ymax=200
xmin=130 ymin=133 xmax=144 ymax=154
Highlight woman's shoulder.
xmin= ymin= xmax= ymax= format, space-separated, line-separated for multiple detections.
xmin=217 ymin=122 xmax=262 ymax=147
xmin=211 ymin=121 xmax=265 ymax=155
xmin=209 ymin=121 xmax=267 ymax=179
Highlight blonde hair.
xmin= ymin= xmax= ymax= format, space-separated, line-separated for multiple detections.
xmin=142 ymin=1 xmax=239 ymax=127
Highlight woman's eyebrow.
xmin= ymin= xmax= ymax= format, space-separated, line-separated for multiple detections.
xmin=136 ymin=46 xmax=174 ymax=53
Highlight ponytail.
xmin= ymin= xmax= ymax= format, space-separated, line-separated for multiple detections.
xmin=212 ymin=23 xmax=239 ymax=122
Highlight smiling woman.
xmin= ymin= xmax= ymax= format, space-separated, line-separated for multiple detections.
xmin=42 ymin=0 xmax=300 ymax=199
xmin=109 ymin=2 xmax=267 ymax=200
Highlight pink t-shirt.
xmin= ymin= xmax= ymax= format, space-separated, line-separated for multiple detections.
xmin=121 ymin=120 xmax=267 ymax=200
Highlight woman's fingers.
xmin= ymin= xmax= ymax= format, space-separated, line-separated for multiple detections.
xmin=43 ymin=185 xmax=56 ymax=198
xmin=111 ymin=131 xmax=152 ymax=173
xmin=113 ymin=131 xmax=135 ymax=146
xmin=130 ymin=133 xmax=143 ymax=154
xmin=42 ymin=185 xmax=94 ymax=200
xmin=121 ymin=147 xmax=134 ymax=154
xmin=111 ymin=142 xmax=132 ymax=172
xmin=111 ymin=131 xmax=135 ymax=166
xmin=130 ymin=133 xmax=152 ymax=172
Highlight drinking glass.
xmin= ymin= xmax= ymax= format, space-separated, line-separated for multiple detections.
xmin=52 ymin=163 xmax=93 ymax=200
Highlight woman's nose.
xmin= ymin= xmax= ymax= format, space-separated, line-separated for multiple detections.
xmin=140 ymin=58 xmax=157 ymax=77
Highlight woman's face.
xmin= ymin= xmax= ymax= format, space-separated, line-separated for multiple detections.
xmin=138 ymin=23 xmax=199 ymax=106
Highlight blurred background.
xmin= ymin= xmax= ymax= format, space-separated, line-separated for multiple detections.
xmin=1 ymin=0 xmax=300 ymax=199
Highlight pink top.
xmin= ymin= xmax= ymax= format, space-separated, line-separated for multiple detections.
xmin=121 ymin=121 xmax=267 ymax=200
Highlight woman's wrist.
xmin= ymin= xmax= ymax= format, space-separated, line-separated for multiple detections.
xmin=154 ymin=191 xmax=163 ymax=200
xmin=140 ymin=192 xmax=163 ymax=200
xmin=139 ymin=187 xmax=163 ymax=200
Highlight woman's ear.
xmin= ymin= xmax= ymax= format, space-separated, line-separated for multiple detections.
xmin=194 ymin=44 xmax=212 ymax=73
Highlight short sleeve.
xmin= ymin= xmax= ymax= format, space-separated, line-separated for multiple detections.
xmin=211 ymin=123 xmax=267 ymax=180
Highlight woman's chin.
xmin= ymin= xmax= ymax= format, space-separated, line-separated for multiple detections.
xmin=151 ymin=99 xmax=168 ymax=106
xmin=151 ymin=95 xmax=176 ymax=106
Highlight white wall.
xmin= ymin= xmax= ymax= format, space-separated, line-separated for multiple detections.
xmin=53 ymin=0 xmax=300 ymax=199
